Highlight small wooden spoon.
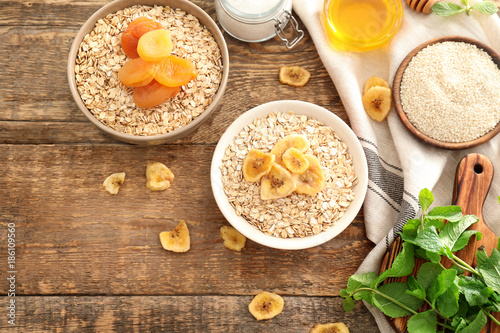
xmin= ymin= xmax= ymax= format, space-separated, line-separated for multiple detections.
xmin=407 ymin=0 xmax=500 ymax=14
xmin=406 ymin=0 xmax=439 ymax=14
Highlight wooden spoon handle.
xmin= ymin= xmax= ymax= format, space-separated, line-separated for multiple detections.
xmin=453 ymin=153 xmax=497 ymax=264
xmin=453 ymin=153 xmax=499 ymax=333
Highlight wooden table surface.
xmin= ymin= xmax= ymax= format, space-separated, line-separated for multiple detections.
xmin=0 ymin=0 xmax=379 ymax=331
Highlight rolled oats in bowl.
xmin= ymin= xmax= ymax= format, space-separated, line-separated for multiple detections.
xmin=68 ymin=0 xmax=229 ymax=144
xmin=211 ymin=100 xmax=368 ymax=250
xmin=221 ymin=112 xmax=357 ymax=239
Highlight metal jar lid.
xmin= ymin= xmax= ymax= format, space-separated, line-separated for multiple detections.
xmin=217 ymin=0 xmax=304 ymax=49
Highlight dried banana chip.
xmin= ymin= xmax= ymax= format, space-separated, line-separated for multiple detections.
xmin=242 ymin=149 xmax=275 ymax=182
xmin=310 ymin=322 xmax=350 ymax=333
xmin=159 ymin=220 xmax=190 ymax=253
xmin=146 ymin=162 xmax=174 ymax=191
xmin=282 ymin=147 xmax=309 ymax=174
xmin=103 ymin=172 xmax=126 ymax=195
xmin=362 ymin=86 xmax=392 ymax=122
xmin=363 ymin=76 xmax=390 ymax=94
xmin=271 ymin=134 xmax=310 ymax=167
xmin=294 ymin=154 xmax=325 ymax=196
xmin=248 ymin=291 xmax=284 ymax=320
xmin=279 ymin=66 xmax=311 ymax=87
xmin=220 ymin=226 xmax=246 ymax=251
xmin=261 ymin=163 xmax=296 ymax=200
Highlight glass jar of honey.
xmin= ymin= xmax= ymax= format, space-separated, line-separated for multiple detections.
xmin=323 ymin=0 xmax=404 ymax=52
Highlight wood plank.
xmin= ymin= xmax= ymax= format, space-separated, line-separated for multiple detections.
xmin=0 ymin=295 xmax=378 ymax=332
xmin=0 ymin=145 xmax=372 ymax=296
xmin=0 ymin=5 xmax=346 ymax=144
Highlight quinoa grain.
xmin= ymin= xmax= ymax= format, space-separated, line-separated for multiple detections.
xmin=400 ymin=41 xmax=500 ymax=143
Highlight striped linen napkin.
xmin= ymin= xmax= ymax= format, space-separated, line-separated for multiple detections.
xmin=292 ymin=0 xmax=500 ymax=331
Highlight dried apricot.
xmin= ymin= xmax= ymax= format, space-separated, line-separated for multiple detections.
xmin=127 ymin=17 xmax=154 ymax=31
xmin=121 ymin=30 xmax=140 ymax=58
xmin=132 ymin=20 xmax=162 ymax=39
xmin=155 ymin=55 xmax=198 ymax=87
xmin=133 ymin=80 xmax=180 ymax=108
xmin=118 ymin=58 xmax=157 ymax=87
xmin=121 ymin=17 xmax=155 ymax=58
xmin=137 ymin=29 xmax=173 ymax=62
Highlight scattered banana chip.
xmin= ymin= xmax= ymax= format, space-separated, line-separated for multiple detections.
xmin=363 ymin=76 xmax=390 ymax=94
xmin=294 ymin=154 xmax=325 ymax=195
xmin=146 ymin=162 xmax=175 ymax=191
xmin=103 ymin=172 xmax=126 ymax=195
xmin=310 ymin=322 xmax=350 ymax=333
xmin=248 ymin=291 xmax=284 ymax=320
xmin=362 ymin=86 xmax=392 ymax=121
xmin=261 ymin=163 xmax=296 ymax=200
xmin=220 ymin=226 xmax=246 ymax=251
xmin=159 ymin=220 xmax=190 ymax=253
xmin=271 ymin=134 xmax=310 ymax=167
xmin=361 ymin=76 xmax=392 ymax=122
xmin=279 ymin=66 xmax=311 ymax=87
xmin=282 ymin=147 xmax=309 ymax=175
xmin=242 ymin=149 xmax=275 ymax=182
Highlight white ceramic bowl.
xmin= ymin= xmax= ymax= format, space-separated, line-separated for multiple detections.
xmin=211 ymin=100 xmax=368 ymax=250
xmin=68 ymin=0 xmax=229 ymax=145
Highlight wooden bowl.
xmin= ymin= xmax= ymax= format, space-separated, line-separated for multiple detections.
xmin=68 ymin=0 xmax=229 ymax=145
xmin=393 ymin=36 xmax=500 ymax=150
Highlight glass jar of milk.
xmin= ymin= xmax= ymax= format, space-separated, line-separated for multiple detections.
xmin=215 ymin=0 xmax=303 ymax=48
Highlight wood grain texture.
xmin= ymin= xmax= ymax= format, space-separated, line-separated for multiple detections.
xmin=0 ymin=145 xmax=371 ymax=296
xmin=0 ymin=295 xmax=379 ymax=332
xmin=0 ymin=0 xmax=377 ymax=331
xmin=0 ymin=0 xmax=346 ymax=144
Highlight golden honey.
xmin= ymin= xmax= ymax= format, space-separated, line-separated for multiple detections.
xmin=323 ymin=0 xmax=403 ymax=51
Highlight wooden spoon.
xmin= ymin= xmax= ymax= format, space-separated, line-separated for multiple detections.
xmin=380 ymin=154 xmax=499 ymax=332
xmin=406 ymin=0 xmax=500 ymax=14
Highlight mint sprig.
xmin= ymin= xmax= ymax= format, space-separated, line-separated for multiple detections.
xmin=341 ymin=189 xmax=500 ymax=332
xmin=432 ymin=0 xmax=498 ymax=16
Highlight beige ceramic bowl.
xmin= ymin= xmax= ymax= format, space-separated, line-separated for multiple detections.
xmin=211 ymin=100 xmax=368 ymax=250
xmin=68 ymin=0 xmax=229 ymax=145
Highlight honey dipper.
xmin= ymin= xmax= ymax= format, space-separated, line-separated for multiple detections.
xmin=408 ymin=0 xmax=500 ymax=14
xmin=406 ymin=0 xmax=439 ymax=14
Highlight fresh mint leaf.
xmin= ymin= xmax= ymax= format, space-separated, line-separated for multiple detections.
xmin=436 ymin=277 xmax=460 ymax=317
xmin=343 ymin=296 xmax=355 ymax=312
xmin=484 ymin=291 xmax=500 ymax=311
xmin=427 ymin=205 xmax=463 ymax=222
xmin=417 ymin=262 xmax=444 ymax=291
xmin=373 ymin=243 xmax=415 ymax=287
xmin=458 ymin=276 xmax=493 ymax=307
xmin=476 ymin=246 xmax=489 ymax=267
xmin=439 ymin=214 xmax=478 ymax=251
xmin=415 ymin=248 xmax=442 ymax=263
xmin=452 ymin=230 xmax=482 ymax=252
xmin=428 ymin=268 xmax=458 ymax=306
xmin=419 ymin=188 xmax=434 ymax=213
xmin=477 ymin=248 xmax=500 ymax=294
xmin=456 ymin=310 xmax=487 ymax=333
xmin=415 ymin=225 xmax=442 ymax=253
xmin=344 ymin=272 xmax=378 ymax=304
xmin=432 ymin=2 xmax=466 ymax=16
xmin=403 ymin=218 xmax=421 ymax=236
xmin=460 ymin=0 xmax=469 ymax=5
xmin=405 ymin=275 xmax=426 ymax=299
xmin=471 ymin=1 xmax=499 ymax=14
xmin=407 ymin=310 xmax=438 ymax=333
xmin=372 ymin=282 xmax=424 ymax=318
xmin=344 ymin=272 xmax=378 ymax=295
